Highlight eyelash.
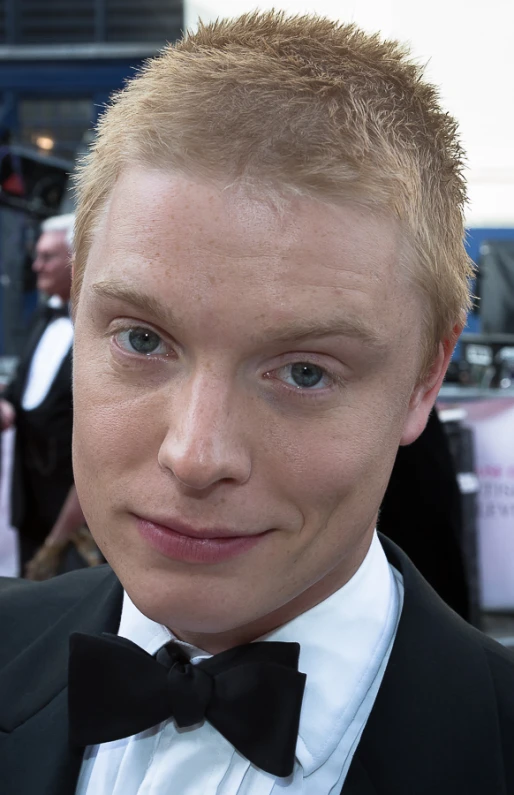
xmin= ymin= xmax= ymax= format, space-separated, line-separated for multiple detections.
xmin=112 ymin=324 xmax=172 ymax=358
xmin=263 ymin=363 xmax=344 ymax=400
xmin=111 ymin=325 xmax=345 ymax=399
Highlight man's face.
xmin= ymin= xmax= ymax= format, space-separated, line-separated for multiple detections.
xmin=33 ymin=230 xmax=72 ymax=299
xmin=73 ymin=168 xmax=446 ymax=647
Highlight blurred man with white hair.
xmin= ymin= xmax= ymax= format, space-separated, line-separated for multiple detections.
xmin=0 ymin=213 xmax=85 ymax=574
xmin=32 ymin=213 xmax=75 ymax=299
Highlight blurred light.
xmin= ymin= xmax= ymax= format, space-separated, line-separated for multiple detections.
xmin=36 ymin=135 xmax=54 ymax=151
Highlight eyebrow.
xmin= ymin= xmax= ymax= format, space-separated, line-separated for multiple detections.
xmin=91 ymin=280 xmax=175 ymax=327
xmin=90 ymin=278 xmax=384 ymax=348
xmin=268 ymin=317 xmax=384 ymax=348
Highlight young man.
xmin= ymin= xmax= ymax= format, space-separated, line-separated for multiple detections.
xmin=1 ymin=12 xmax=513 ymax=795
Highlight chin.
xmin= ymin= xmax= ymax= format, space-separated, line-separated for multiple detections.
xmin=124 ymin=574 xmax=257 ymax=636
xmin=102 ymin=534 xmax=275 ymax=638
xmin=138 ymin=596 xmax=245 ymax=635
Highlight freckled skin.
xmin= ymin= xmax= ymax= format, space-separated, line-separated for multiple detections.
xmin=72 ymin=168 xmax=453 ymax=653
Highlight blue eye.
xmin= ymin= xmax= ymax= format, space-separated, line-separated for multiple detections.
xmin=116 ymin=328 xmax=168 ymax=356
xmin=279 ymin=362 xmax=329 ymax=389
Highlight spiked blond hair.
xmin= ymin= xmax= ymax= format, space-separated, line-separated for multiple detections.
xmin=73 ymin=11 xmax=473 ymax=368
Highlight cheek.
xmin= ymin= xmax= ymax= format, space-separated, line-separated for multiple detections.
xmin=74 ymin=387 xmax=159 ymax=476
xmin=72 ymin=339 xmax=162 ymax=492
xmin=264 ymin=397 xmax=402 ymax=523
xmin=48 ymin=265 xmax=61 ymax=279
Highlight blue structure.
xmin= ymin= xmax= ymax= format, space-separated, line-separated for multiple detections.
xmin=0 ymin=0 xmax=182 ymax=354
xmin=0 ymin=56 xmax=159 ymax=355
xmin=0 ymin=2 xmax=512 ymax=353
xmin=0 ymin=0 xmax=183 ymax=149
xmin=1 ymin=58 xmax=148 ymax=131
xmin=465 ymin=228 xmax=514 ymax=333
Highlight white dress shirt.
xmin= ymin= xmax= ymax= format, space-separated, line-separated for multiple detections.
xmin=76 ymin=532 xmax=404 ymax=795
xmin=21 ymin=297 xmax=73 ymax=411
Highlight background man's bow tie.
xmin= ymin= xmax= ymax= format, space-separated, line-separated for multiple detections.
xmin=68 ymin=632 xmax=306 ymax=777
xmin=43 ymin=303 xmax=68 ymax=322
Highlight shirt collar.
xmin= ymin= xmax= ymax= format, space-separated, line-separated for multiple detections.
xmin=47 ymin=295 xmax=65 ymax=308
xmin=118 ymin=531 xmax=400 ymax=776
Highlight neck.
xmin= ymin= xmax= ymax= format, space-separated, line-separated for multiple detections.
xmin=171 ymin=527 xmax=374 ymax=654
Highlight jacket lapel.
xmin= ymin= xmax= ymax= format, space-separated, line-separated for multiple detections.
xmin=344 ymin=536 xmax=507 ymax=795
xmin=0 ymin=567 xmax=122 ymax=795
xmin=342 ymin=753 xmax=379 ymax=794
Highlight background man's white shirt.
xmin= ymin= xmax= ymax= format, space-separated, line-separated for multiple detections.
xmin=22 ymin=297 xmax=73 ymax=411
xmin=76 ymin=532 xmax=404 ymax=794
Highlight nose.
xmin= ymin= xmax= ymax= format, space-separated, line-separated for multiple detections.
xmin=158 ymin=374 xmax=252 ymax=491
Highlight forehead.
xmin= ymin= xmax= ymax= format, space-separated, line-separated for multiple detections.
xmin=95 ymin=169 xmax=395 ymax=270
xmin=83 ymin=168 xmax=418 ymax=348
xmin=38 ymin=230 xmax=67 ymax=250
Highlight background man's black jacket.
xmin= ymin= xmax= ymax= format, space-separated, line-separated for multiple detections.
xmin=0 ymin=537 xmax=513 ymax=794
xmin=3 ymin=305 xmax=74 ymax=545
xmin=379 ymin=409 xmax=470 ymax=620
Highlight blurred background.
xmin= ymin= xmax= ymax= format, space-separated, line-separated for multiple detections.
xmin=1 ymin=0 xmax=514 ymax=640
xmin=2 ymin=0 xmax=514 ymax=355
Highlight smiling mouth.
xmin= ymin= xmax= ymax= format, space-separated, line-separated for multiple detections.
xmin=135 ymin=514 xmax=270 ymax=564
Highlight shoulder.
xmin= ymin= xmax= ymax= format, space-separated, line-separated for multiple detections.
xmin=384 ymin=534 xmax=514 ymax=721
xmin=481 ymin=633 xmax=514 ymax=711
xmin=478 ymin=635 xmax=514 ymax=783
xmin=428 ymin=601 xmax=514 ymax=752
xmin=462 ymin=620 xmax=514 ymax=687
xmin=0 ymin=565 xmax=113 ymax=613
xmin=0 ymin=567 xmax=114 ymax=657
xmin=0 ymin=564 xmax=112 ymax=600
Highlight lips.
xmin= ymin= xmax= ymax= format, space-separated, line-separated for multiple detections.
xmin=135 ymin=514 xmax=269 ymax=564
xmin=139 ymin=515 xmax=254 ymax=540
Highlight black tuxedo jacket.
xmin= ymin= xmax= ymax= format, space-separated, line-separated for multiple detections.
xmin=1 ymin=537 xmax=513 ymax=795
xmin=4 ymin=305 xmax=74 ymax=540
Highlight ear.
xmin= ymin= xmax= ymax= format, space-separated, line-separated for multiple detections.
xmin=400 ymin=325 xmax=461 ymax=446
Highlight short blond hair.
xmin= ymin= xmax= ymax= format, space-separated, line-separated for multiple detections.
xmin=73 ymin=11 xmax=473 ymax=368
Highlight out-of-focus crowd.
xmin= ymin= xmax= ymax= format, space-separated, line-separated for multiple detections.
xmin=0 ymin=213 xmax=102 ymax=580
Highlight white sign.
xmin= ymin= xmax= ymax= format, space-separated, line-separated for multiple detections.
xmin=463 ymin=398 xmax=514 ymax=610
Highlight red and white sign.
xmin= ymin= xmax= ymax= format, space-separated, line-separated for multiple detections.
xmin=463 ymin=398 xmax=514 ymax=610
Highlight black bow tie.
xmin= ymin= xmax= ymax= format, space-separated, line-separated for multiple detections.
xmin=43 ymin=303 xmax=68 ymax=322
xmin=68 ymin=632 xmax=306 ymax=777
